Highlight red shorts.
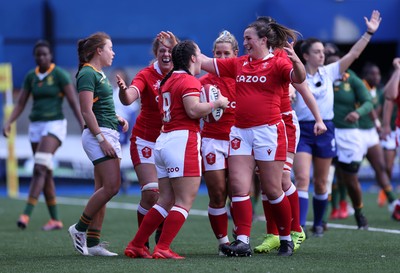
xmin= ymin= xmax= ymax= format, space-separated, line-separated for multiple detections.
xmin=130 ymin=135 xmax=156 ymax=166
xmin=282 ymin=110 xmax=300 ymax=154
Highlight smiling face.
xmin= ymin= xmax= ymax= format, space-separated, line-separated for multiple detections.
xmin=156 ymin=44 xmax=173 ymax=75
xmin=243 ymin=27 xmax=267 ymax=59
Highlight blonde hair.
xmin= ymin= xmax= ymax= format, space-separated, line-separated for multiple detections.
xmin=213 ymin=30 xmax=239 ymax=52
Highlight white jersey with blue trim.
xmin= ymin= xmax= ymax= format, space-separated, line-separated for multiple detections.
xmin=292 ymin=61 xmax=341 ymax=121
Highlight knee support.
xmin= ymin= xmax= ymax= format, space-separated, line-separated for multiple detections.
xmin=141 ymin=182 xmax=159 ymax=192
xmin=283 ymin=157 xmax=293 ymax=173
xmin=34 ymin=152 xmax=53 ymax=170
xmin=337 ymin=161 xmax=360 ymax=174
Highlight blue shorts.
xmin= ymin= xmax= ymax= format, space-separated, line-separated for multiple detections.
xmin=296 ymin=120 xmax=336 ymax=158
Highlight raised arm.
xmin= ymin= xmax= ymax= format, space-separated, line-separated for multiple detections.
xmin=199 ymin=54 xmax=217 ymax=74
xmin=284 ymin=41 xmax=306 ymax=83
xmin=338 ymin=10 xmax=382 ymax=74
xmin=384 ymin=58 xmax=400 ymax=100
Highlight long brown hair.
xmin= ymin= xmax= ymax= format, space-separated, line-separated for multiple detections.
xmin=76 ymin=32 xmax=111 ymax=78
xmin=247 ymin=20 xmax=301 ymax=49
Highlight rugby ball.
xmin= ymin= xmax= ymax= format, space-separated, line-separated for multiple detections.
xmin=200 ymin=84 xmax=224 ymax=123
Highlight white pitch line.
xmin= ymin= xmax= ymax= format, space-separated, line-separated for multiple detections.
xmin=319 ymin=222 xmax=400 ymax=234
xmin=14 ymin=195 xmax=399 ymax=234
xmin=54 ymin=196 xmax=209 ymax=216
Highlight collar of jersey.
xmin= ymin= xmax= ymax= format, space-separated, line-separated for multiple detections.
xmin=83 ymin=63 xmax=102 ymax=73
xmin=35 ymin=63 xmax=55 ymax=76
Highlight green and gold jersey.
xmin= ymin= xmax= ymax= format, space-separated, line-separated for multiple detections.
xmin=358 ymin=80 xmax=386 ymax=130
xmin=333 ymin=70 xmax=373 ymax=129
xmin=23 ymin=64 xmax=71 ymax=121
xmin=76 ymin=64 xmax=118 ymax=131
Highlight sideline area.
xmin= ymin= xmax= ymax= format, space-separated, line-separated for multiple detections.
xmin=0 ymin=134 xmax=135 ymax=181
xmin=2 ymin=134 xmax=400 ymax=181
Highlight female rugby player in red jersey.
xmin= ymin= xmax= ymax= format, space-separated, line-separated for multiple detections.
xmin=124 ymin=40 xmax=228 ymax=259
xmin=199 ymin=30 xmax=238 ymax=254
xmin=200 ymin=20 xmax=306 ymax=256
xmin=117 ymin=34 xmax=177 ymax=250
xmin=254 ymin=16 xmax=326 ymax=254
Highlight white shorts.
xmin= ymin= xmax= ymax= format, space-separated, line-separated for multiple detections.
xmin=155 ymin=130 xmax=201 ymax=178
xmin=29 ymin=119 xmax=67 ymax=144
xmin=335 ymin=128 xmax=364 ymax=163
xmin=82 ymin=127 xmax=122 ymax=165
xmin=201 ymin=137 xmax=229 ymax=171
xmin=359 ymin=128 xmax=380 ymax=155
xmin=381 ymin=131 xmax=397 ymax=150
xmin=229 ymin=123 xmax=287 ymax=161
xmin=130 ymin=135 xmax=156 ymax=166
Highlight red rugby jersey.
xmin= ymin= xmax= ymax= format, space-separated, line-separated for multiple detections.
xmin=274 ymin=48 xmax=292 ymax=113
xmin=159 ymin=71 xmax=202 ymax=133
xmin=129 ymin=62 xmax=164 ymax=142
xmin=395 ymin=89 xmax=400 ymax=128
xmin=199 ymin=73 xmax=236 ymax=140
xmin=215 ymin=54 xmax=292 ymax=128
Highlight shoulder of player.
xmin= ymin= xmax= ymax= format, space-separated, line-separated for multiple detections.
xmin=51 ymin=65 xmax=71 ymax=79
xmin=174 ymin=74 xmax=201 ymax=94
xmin=25 ymin=68 xmax=36 ymax=77
xmin=199 ymin=73 xmax=219 ymax=84
xmin=137 ymin=65 xmax=163 ymax=80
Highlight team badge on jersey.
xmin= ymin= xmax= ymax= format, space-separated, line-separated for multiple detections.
xmin=231 ymin=138 xmax=241 ymax=150
xmin=153 ymin=79 xmax=161 ymax=91
xmin=206 ymin=152 xmax=216 ymax=165
xmin=47 ymin=75 xmax=54 ymax=86
xmin=141 ymin=146 xmax=152 ymax=158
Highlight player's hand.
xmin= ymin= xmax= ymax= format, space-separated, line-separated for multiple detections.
xmin=2 ymin=122 xmax=11 ymax=138
xmin=364 ymin=10 xmax=382 ymax=34
xmin=314 ymin=121 xmax=327 ymax=136
xmin=100 ymin=139 xmax=117 ymax=158
xmin=215 ymin=92 xmax=229 ymax=109
xmin=379 ymin=125 xmax=391 ymax=141
xmin=157 ymin=31 xmax=178 ymax=49
xmin=116 ymin=74 xmax=127 ymax=91
xmin=393 ymin=58 xmax=400 ymax=70
xmin=117 ymin=116 xmax=129 ymax=133
xmin=284 ymin=41 xmax=302 ymax=65
xmin=344 ymin=111 xmax=360 ymax=123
